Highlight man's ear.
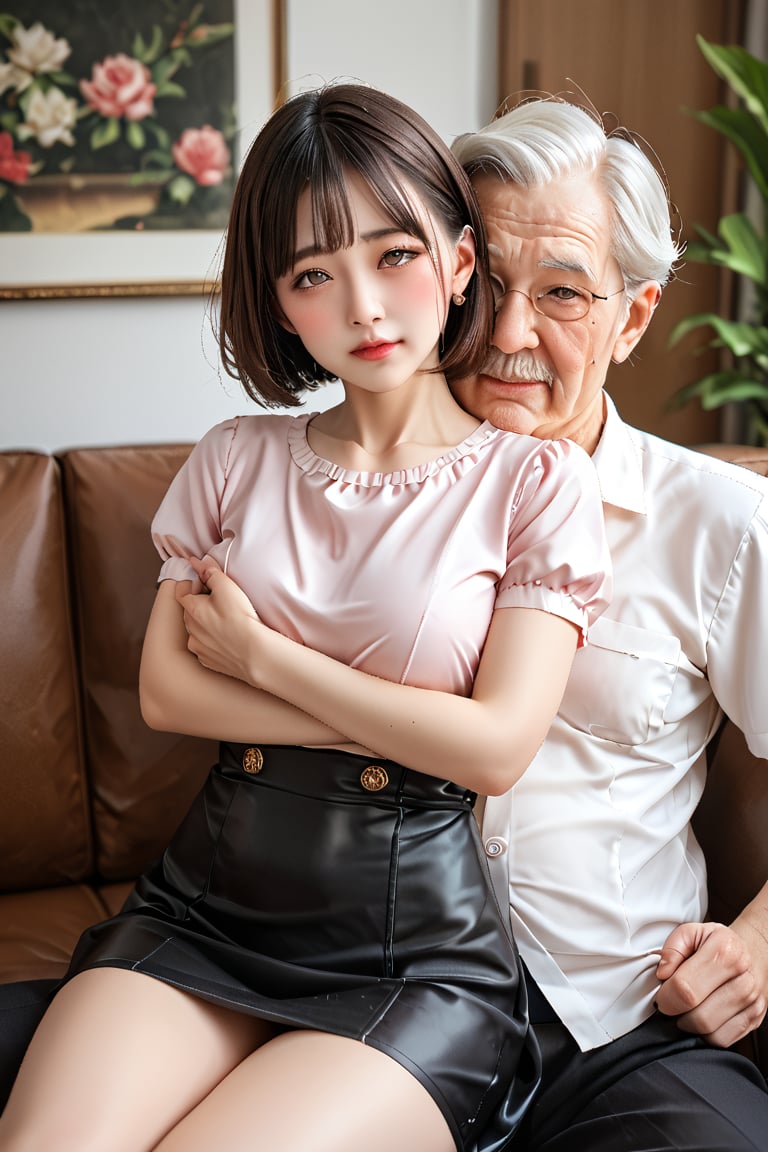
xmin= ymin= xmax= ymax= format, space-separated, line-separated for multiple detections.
xmin=611 ymin=281 xmax=661 ymax=363
xmin=452 ymin=225 xmax=476 ymax=298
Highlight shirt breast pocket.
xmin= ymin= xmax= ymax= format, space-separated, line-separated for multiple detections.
xmin=559 ymin=617 xmax=681 ymax=746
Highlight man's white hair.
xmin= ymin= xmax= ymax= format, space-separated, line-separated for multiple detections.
xmin=452 ymin=99 xmax=683 ymax=299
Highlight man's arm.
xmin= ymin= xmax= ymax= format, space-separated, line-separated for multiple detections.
xmin=655 ymin=445 xmax=768 ymax=1047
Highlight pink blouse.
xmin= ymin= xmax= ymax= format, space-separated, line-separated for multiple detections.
xmin=152 ymin=414 xmax=611 ymax=696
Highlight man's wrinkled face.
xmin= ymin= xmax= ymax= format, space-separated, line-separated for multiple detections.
xmin=452 ymin=171 xmax=633 ymax=453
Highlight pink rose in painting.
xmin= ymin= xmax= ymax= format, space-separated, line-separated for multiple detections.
xmin=0 ymin=131 xmax=31 ymax=183
xmin=172 ymin=125 xmax=230 ymax=186
xmin=79 ymin=54 xmax=156 ymax=121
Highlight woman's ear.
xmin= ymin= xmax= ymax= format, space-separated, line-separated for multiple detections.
xmin=452 ymin=225 xmax=476 ymax=298
xmin=611 ymin=281 xmax=661 ymax=364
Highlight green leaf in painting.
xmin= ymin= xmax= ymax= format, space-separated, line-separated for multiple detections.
xmin=126 ymin=120 xmax=146 ymax=150
xmin=166 ymin=173 xmax=196 ymax=205
xmin=0 ymin=14 xmax=19 ymax=40
xmin=90 ymin=117 xmax=121 ymax=150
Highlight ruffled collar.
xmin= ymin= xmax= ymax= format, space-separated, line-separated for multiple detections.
xmin=287 ymin=412 xmax=498 ymax=488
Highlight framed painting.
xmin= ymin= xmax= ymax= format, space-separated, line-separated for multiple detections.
xmin=0 ymin=0 xmax=281 ymax=298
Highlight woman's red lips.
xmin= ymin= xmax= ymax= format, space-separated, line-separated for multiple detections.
xmin=351 ymin=341 xmax=399 ymax=361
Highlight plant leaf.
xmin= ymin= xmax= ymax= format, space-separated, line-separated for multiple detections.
xmin=185 ymin=23 xmax=235 ymax=48
xmin=139 ymin=148 xmax=174 ymax=168
xmin=154 ymin=81 xmax=186 ymax=100
xmin=143 ymin=120 xmax=171 ymax=150
xmin=132 ymin=31 xmax=147 ymax=60
xmin=674 ymin=370 xmax=768 ymax=409
xmin=130 ymin=168 xmax=173 ymax=185
xmin=702 ymin=376 xmax=768 ymax=407
xmin=142 ymin=25 xmax=165 ymax=64
xmin=696 ymin=36 xmax=768 ymax=132
xmin=693 ymin=105 xmax=768 ymax=200
xmin=716 ymin=214 xmax=767 ymax=281
xmin=670 ymin=312 xmax=768 ymax=356
xmin=166 ymin=173 xmax=196 ymax=204
xmin=0 ymin=14 xmax=20 ymax=40
xmin=90 ymin=117 xmax=121 ymax=150
xmin=125 ymin=120 xmax=146 ymax=150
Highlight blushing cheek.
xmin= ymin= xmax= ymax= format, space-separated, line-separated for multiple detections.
xmin=285 ymin=303 xmax=334 ymax=346
xmin=399 ymin=267 xmax=446 ymax=325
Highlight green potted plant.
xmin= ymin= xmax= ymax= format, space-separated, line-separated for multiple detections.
xmin=670 ymin=34 xmax=768 ymax=445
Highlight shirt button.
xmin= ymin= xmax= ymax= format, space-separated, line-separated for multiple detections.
xmin=484 ymin=836 xmax=508 ymax=858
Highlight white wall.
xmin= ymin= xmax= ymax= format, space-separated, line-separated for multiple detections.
xmin=285 ymin=0 xmax=499 ymax=146
xmin=0 ymin=0 xmax=498 ymax=452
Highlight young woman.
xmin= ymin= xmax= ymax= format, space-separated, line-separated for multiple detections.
xmin=0 ymin=85 xmax=610 ymax=1152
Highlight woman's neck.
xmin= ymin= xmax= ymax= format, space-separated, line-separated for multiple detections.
xmin=307 ymin=374 xmax=482 ymax=473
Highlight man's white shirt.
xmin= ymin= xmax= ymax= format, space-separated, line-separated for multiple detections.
xmin=483 ymin=393 xmax=768 ymax=1050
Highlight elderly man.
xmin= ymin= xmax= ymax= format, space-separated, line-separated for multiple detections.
xmin=449 ymin=99 xmax=768 ymax=1150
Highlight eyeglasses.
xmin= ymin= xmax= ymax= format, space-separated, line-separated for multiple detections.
xmin=492 ymin=282 xmax=626 ymax=322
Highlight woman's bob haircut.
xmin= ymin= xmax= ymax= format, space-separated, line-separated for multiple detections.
xmin=217 ymin=82 xmax=493 ymax=408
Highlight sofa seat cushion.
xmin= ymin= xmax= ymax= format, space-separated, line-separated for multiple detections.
xmin=0 ymin=886 xmax=112 ymax=982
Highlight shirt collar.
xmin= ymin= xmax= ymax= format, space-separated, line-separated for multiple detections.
xmin=591 ymin=392 xmax=647 ymax=515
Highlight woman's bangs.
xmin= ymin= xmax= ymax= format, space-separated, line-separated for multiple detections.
xmin=355 ymin=153 xmax=438 ymax=252
xmin=309 ymin=162 xmax=356 ymax=255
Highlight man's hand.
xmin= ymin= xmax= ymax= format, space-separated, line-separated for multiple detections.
xmin=655 ymin=917 xmax=768 ymax=1047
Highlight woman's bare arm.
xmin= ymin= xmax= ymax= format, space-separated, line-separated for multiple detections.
xmin=167 ymin=557 xmax=578 ymax=795
xmin=139 ymin=580 xmax=345 ymax=747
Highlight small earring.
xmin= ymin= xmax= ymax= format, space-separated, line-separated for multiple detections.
xmin=452 ymin=293 xmax=466 ymax=307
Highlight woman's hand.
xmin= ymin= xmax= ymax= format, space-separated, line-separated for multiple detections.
xmin=177 ymin=555 xmax=262 ymax=683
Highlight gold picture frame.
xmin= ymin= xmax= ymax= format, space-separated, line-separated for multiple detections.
xmin=0 ymin=0 xmax=284 ymax=299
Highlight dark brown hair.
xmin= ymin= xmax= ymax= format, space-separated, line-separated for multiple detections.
xmin=217 ymin=83 xmax=493 ymax=408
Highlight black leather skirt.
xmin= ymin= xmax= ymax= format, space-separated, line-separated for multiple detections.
xmin=68 ymin=743 xmax=539 ymax=1150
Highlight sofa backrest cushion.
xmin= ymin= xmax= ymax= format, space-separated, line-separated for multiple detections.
xmin=0 ymin=452 xmax=92 ymax=891
xmin=60 ymin=445 xmax=217 ymax=881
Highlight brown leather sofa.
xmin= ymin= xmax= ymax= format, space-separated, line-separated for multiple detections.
xmin=0 ymin=440 xmax=766 ymax=1077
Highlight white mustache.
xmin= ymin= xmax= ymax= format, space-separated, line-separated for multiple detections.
xmin=480 ymin=350 xmax=554 ymax=387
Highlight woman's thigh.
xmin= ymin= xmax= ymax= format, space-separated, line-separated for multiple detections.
xmin=0 ymin=967 xmax=274 ymax=1152
xmin=152 ymin=1029 xmax=456 ymax=1152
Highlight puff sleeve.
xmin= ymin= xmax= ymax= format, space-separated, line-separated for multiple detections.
xmin=495 ymin=437 xmax=611 ymax=647
xmin=150 ymin=417 xmax=240 ymax=583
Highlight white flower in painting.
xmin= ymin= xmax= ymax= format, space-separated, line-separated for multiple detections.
xmin=17 ymin=86 xmax=77 ymax=148
xmin=7 ymin=21 xmax=71 ymax=75
xmin=0 ymin=59 xmax=32 ymax=95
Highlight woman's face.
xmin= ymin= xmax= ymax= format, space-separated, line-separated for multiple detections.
xmin=274 ymin=172 xmax=475 ymax=395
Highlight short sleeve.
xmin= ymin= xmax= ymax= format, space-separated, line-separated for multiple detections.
xmin=495 ymin=438 xmax=611 ymax=647
xmin=707 ymin=488 xmax=768 ymax=757
xmin=150 ymin=418 xmax=239 ymax=583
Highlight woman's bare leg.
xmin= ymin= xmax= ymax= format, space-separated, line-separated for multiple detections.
xmin=0 ymin=967 xmax=274 ymax=1152
xmin=152 ymin=1029 xmax=455 ymax=1152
